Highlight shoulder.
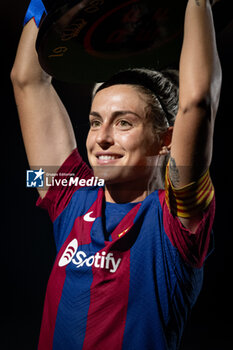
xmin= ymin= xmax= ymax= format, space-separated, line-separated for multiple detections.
xmin=37 ymin=148 xmax=94 ymax=221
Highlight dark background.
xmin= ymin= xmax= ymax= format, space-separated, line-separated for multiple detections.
xmin=2 ymin=1 xmax=233 ymax=349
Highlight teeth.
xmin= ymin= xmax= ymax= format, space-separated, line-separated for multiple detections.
xmin=98 ymin=155 xmax=117 ymax=160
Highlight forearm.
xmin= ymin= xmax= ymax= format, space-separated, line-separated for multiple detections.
xmin=179 ymin=0 xmax=222 ymax=113
xmin=11 ymin=19 xmax=51 ymax=87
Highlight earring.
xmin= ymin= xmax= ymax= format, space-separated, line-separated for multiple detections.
xmin=159 ymin=146 xmax=169 ymax=155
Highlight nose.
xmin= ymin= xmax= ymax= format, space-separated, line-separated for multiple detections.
xmin=96 ymin=123 xmax=114 ymax=149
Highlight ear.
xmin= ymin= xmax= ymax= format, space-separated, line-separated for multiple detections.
xmin=159 ymin=127 xmax=173 ymax=155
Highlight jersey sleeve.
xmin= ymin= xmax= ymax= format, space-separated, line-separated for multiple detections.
xmin=158 ymin=163 xmax=215 ymax=268
xmin=36 ymin=148 xmax=94 ymax=222
xmin=159 ymin=190 xmax=215 ymax=268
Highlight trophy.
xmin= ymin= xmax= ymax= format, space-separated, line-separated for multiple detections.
xmin=36 ymin=0 xmax=224 ymax=83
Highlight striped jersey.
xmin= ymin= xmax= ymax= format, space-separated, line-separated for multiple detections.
xmin=37 ymin=149 xmax=215 ymax=350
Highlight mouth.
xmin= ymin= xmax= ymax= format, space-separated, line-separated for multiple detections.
xmin=95 ymin=153 xmax=123 ymax=164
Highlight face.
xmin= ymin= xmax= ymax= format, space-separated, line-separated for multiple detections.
xmin=86 ymin=84 xmax=162 ymax=185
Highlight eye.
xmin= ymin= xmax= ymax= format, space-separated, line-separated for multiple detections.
xmin=90 ymin=119 xmax=101 ymax=129
xmin=116 ymin=119 xmax=132 ymax=129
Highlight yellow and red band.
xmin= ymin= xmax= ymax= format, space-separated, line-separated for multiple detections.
xmin=165 ymin=163 xmax=215 ymax=218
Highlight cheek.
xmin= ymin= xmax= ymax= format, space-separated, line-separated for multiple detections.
xmin=117 ymin=132 xmax=134 ymax=148
xmin=114 ymin=132 xmax=144 ymax=157
xmin=86 ymin=133 xmax=96 ymax=164
xmin=86 ymin=131 xmax=93 ymax=152
xmin=118 ymin=131 xmax=157 ymax=164
xmin=123 ymin=128 xmax=158 ymax=155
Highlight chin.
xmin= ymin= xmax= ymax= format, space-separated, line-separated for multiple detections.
xmin=92 ymin=166 xmax=124 ymax=183
xmin=92 ymin=165 xmax=150 ymax=189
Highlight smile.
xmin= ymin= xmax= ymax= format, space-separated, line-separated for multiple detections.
xmin=98 ymin=155 xmax=120 ymax=160
xmin=95 ymin=153 xmax=123 ymax=164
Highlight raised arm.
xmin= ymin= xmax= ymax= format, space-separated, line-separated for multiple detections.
xmin=168 ymin=0 xmax=222 ymax=230
xmin=11 ymin=19 xmax=77 ymax=198
xmin=170 ymin=0 xmax=221 ymax=184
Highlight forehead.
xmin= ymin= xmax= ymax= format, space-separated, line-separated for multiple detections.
xmin=91 ymin=84 xmax=148 ymax=115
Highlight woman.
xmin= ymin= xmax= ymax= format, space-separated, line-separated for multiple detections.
xmin=11 ymin=0 xmax=222 ymax=349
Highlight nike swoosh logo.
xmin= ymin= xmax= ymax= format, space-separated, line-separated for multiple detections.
xmin=84 ymin=211 xmax=96 ymax=222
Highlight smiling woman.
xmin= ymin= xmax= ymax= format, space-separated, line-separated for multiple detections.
xmin=86 ymin=83 xmax=167 ymax=202
xmin=87 ymin=68 xmax=178 ymax=202
xmin=11 ymin=1 xmax=221 ymax=350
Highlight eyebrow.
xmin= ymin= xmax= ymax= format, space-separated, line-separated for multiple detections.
xmin=89 ymin=110 xmax=142 ymax=119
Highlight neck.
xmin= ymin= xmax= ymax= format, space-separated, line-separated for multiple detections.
xmin=104 ymin=180 xmax=149 ymax=203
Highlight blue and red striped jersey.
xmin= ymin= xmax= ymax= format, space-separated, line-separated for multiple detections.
xmin=37 ymin=149 xmax=215 ymax=350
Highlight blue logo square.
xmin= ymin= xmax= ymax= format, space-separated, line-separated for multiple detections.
xmin=26 ymin=169 xmax=45 ymax=188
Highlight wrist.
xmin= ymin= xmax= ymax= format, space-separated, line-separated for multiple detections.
xmin=24 ymin=0 xmax=47 ymax=27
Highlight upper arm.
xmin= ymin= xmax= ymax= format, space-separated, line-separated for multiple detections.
xmin=168 ymin=99 xmax=216 ymax=232
xmin=170 ymin=100 xmax=214 ymax=187
xmin=165 ymin=157 xmax=215 ymax=232
xmin=13 ymin=82 xmax=77 ymax=198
